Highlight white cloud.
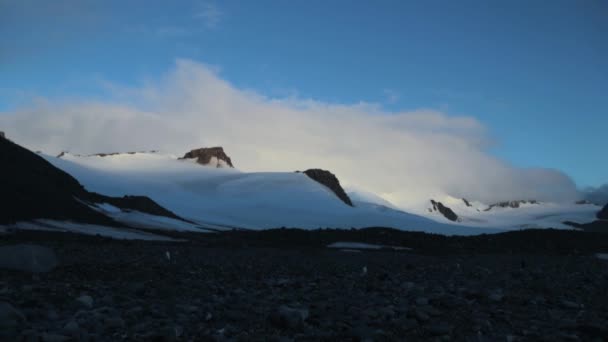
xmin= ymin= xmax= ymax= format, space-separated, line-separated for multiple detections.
xmin=0 ymin=59 xmax=582 ymax=208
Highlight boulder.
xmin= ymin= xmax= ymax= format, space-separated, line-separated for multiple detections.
xmin=0 ymin=244 xmax=58 ymax=273
xmin=301 ymin=169 xmax=353 ymax=206
xmin=181 ymin=147 xmax=234 ymax=168
xmin=0 ymin=301 xmax=25 ymax=331
xmin=268 ymin=305 xmax=309 ymax=329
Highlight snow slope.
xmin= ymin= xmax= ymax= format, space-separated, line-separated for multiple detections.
xmin=43 ymin=152 xmax=503 ymax=235
xmin=413 ymin=195 xmax=598 ymax=229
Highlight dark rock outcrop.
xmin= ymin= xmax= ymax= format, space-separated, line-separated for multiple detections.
xmin=598 ymin=204 xmax=608 ymax=220
xmin=462 ymin=198 xmax=472 ymax=207
xmin=0 ymin=131 xmax=5 ymax=140
xmin=430 ymin=200 xmax=459 ymax=222
xmin=300 ymin=169 xmax=353 ymax=206
xmin=0 ymin=137 xmax=118 ymax=226
xmin=181 ymin=147 xmax=234 ymax=168
xmin=485 ymin=200 xmax=539 ymax=211
xmin=0 ymin=137 xmax=186 ymax=225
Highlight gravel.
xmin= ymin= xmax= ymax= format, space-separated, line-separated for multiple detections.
xmin=1 ymin=228 xmax=608 ymax=340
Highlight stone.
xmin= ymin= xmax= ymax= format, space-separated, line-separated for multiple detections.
xmin=413 ymin=309 xmax=430 ymax=322
xmin=0 ymin=301 xmax=25 ymax=329
xmin=428 ymin=322 xmax=452 ymax=336
xmin=63 ymin=320 xmax=80 ymax=335
xmin=269 ymin=305 xmax=309 ymax=329
xmin=488 ymin=291 xmax=504 ymax=302
xmin=76 ymin=295 xmax=94 ymax=309
xmin=415 ymin=297 xmax=429 ymax=306
xmin=104 ymin=316 xmax=125 ymax=329
xmin=560 ymin=300 xmax=580 ymax=310
xmin=0 ymin=244 xmax=58 ymax=273
xmin=40 ymin=333 xmax=70 ymax=342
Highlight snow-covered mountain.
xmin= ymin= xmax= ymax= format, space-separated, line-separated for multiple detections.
xmin=3 ymin=134 xmax=602 ymax=238
xmin=43 ymin=150 xmax=503 ymax=235
xmin=418 ymin=195 xmax=599 ymax=229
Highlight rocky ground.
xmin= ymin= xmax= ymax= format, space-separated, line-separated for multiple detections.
xmin=2 ymin=228 xmax=608 ymax=341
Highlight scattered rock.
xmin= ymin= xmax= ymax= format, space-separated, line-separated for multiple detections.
xmin=104 ymin=316 xmax=125 ymax=329
xmin=62 ymin=320 xmax=80 ymax=335
xmin=560 ymin=300 xmax=581 ymax=310
xmin=0 ymin=244 xmax=58 ymax=273
xmin=0 ymin=301 xmax=25 ymax=329
xmin=428 ymin=322 xmax=452 ymax=336
xmin=488 ymin=290 xmax=504 ymax=302
xmin=269 ymin=305 xmax=309 ymax=329
xmin=75 ymin=295 xmax=94 ymax=309
xmin=415 ymin=297 xmax=429 ymax=306
xmin=39 ymin=333 xmax=70 ymax=342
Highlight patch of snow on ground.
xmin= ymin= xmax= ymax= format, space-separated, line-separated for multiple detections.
xmin=596 ymin=253 xmax=608 ymax=261
xmin=4 ymin=220 xmax=182 ymax=241
xmin=91 ymin=203 xmax=212 ymax=232
xmin=327 ymin=242 xmax=413 ymax=251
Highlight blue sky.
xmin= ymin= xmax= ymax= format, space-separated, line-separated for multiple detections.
xmin=1 ymin=0 xmax=607 ymax=188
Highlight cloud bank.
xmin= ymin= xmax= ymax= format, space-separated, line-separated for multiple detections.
xmin=0 ymin=60 xmax=581 ymax=208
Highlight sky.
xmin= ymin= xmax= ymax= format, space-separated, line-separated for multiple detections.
xmin=1 ymin=0 xmax=607 ymax=205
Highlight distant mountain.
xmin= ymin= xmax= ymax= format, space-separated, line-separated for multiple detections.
xmin=0 ymin=137 xmax=186 ymax=227
xmin=484 ymin=200 xmax=539 ymax=211
xmin=180 ymin=147 xmax=234 ymax=168
xmin=598 ymin=203 xmax=608 ymax=220
xmin=420 ymin=195 xmax=598 ymax=229
xmin=429 ymin=200 xmax=458 ymax=222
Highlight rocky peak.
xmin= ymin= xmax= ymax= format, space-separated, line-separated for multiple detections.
xmin=429 ymin=200 xmax=459 ymax=222
xmin=181 ymin=147 xmax=234 ymax=168
xmin=0 ymin=131 xmax=5 ymax=140
xmin=485 ymin=200 xmax=539 ymax=211
xmin=299 ymin=169 xmax=353 ymax=207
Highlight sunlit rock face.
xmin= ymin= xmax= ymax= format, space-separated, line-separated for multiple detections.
xmin=181 ymin=147 xmax=234 ymax=168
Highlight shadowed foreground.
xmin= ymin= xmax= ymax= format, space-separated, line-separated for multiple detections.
xmin=1 ymin=228 xmax=608 ymax=341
